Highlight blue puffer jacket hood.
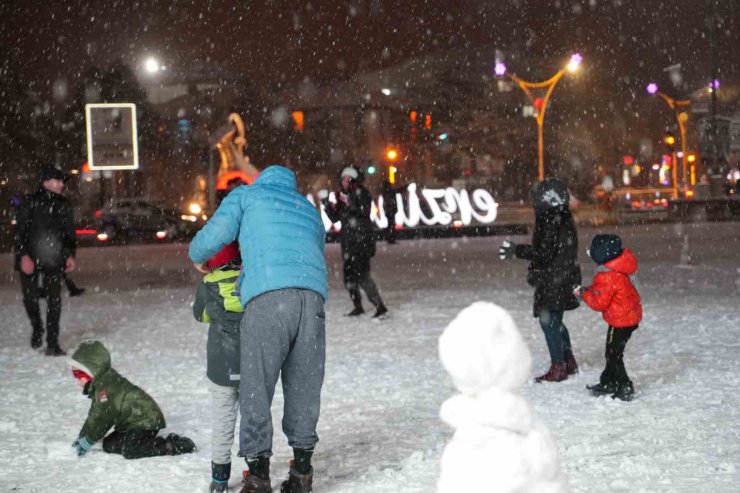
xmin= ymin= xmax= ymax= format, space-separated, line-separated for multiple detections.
xmin=189 ymin=165 xmax=328 ymax=305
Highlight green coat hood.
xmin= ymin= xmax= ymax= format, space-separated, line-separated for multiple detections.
xmin=71 ymin=340 xmax=111 ymax=378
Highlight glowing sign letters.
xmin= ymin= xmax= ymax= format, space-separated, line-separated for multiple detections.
xmin=310 ymin=183 xmax=498 ymax=232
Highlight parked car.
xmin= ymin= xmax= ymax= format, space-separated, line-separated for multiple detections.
xmin=94 ymin=199 xmax=198 ymax=244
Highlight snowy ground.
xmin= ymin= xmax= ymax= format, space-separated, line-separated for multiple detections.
xmin=1 ymin=222 xmax=739 ymax=492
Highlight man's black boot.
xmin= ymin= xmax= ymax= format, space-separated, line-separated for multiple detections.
xmin=31 ymin=328 xmax=43 ymax=349
xmin=45 ymin=345 xmax=66 ymax=356
xmin=69 ymin=286 xmax=86 ymax=297
xmin=372 ymin=303 xmax=389 ymax=318
xmin=345 ymin=306 xmax=364 ymax=316
xmin=281 ymin=462 xmax=313 ymax=493
xmin=240 ymin=458 xmax=271 ymax=493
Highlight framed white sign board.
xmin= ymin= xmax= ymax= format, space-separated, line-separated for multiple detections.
xmin=85 ymin=103 xmax=139 ymax=170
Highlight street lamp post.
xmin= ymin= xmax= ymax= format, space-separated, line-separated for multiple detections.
xmin=664 ymin=132 xmax=679 ymax=199
xmin=646 ymin=83 xmax=691 ymax=193
xmin=385 ymin=147 xmax=399 ymax=184
xmin=495 ymin=54 xmax=582 ymax=182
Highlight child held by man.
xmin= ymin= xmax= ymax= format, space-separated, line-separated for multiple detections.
xmin=575 ymin=234 xmax=642 ymax=401
xmin=192 ymin=242 xmax=243 ymax=493
xmin=69 ymin=340 xmax=196 ymax=458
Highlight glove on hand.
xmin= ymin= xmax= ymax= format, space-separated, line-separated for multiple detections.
xmin=573 ymin=285 xmax=585 ymax=299
xmin=499 ymin=240 xmax=516 ymax=260
xmin=73 ymin=437 xmax=93 ymax=457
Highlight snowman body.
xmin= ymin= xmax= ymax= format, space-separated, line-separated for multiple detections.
xmin=437 ymin=302 xmax=571 ymax=493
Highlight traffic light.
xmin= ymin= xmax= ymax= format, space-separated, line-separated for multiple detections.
xmin=664 ymin=132 xmax=676 ymax=148
xmin=367 ymin=164 xmax=377 ymax=175
xmin=386 ymin=148 xmax=399 ymax=161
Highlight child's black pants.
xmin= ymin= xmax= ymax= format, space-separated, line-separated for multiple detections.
xmin=102 ymin=430 xmax=169 ymax=459
xmin=600 ymin=325 xmax=638 ymax=388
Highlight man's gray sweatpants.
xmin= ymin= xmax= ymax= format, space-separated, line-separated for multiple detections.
xmin=238 ymin=288 xmax=325 ymax=459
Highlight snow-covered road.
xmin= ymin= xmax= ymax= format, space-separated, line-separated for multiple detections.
xmin=1 ymin=222 xmax=738 ymax=492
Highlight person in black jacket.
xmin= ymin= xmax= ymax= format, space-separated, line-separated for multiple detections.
xmin=14 ymin=165 xmax=76 ymax=355
xmin=499 ymin=178 xmax=581 ymax=382
xmin=323 ymin=166 xmax=388 ymax=318
xmin=381 ymin=180 xmax=399 ymax=244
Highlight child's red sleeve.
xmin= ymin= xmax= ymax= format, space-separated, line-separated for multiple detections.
xmin=582 ymin=274 xmax=615 ymax=312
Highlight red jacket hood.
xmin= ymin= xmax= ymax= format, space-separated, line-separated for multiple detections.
xmin=604 ymin=248 xmax=637 ymax=275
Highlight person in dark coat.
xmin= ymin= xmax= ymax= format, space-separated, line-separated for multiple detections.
xmin=14 ymin=165 xmax=77 ymax=355
xmin=381 ymin=180 xmax=399 ymax=244
xmin=499 ymin=178 xmax=581 ymax=382
xmin=323 ymin=166 xmax=388 ymax=318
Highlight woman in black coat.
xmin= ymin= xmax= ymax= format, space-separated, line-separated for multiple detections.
xmin=499 ymin=178 xmax=581 ymax=382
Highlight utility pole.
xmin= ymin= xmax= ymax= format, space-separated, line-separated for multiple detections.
xmin=706 ymin=0 xmax=724 ymax=196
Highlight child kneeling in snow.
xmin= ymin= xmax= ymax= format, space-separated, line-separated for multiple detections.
xmin=192 ymin=242 xmax=243 ymax=492
xmin=575 ymin=234 xmax=642 ymax=401
xmin=69 ymin=340 xmax=196 ymax=458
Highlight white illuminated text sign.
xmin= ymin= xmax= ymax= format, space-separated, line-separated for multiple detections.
xmin=309 ymin=183 xmax=499 ymax=232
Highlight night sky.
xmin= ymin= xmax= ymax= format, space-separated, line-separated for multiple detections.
xmin=2 ymin=0 xmax=738 ymax=98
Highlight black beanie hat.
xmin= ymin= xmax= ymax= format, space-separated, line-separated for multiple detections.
xmin=38 ymin=165 xmax=68 ymax=183
xmin=531 ymin=177 xmax=569 ymax=212
xmin=589 ymin=234 xmax=623 ymax=264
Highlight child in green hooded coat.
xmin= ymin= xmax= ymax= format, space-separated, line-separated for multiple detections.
xmin=69 ymin=340 xmax=196 ymax=459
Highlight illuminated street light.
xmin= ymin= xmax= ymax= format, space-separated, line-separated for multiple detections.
xmin=567 ymin=53 xmax=583 ymax=72
xmin=494 ymin=53 xmax=584 ymax=181
xmin=145 ymin=58 xmax=160 ymax=73
xmin=144 ymin=57 xmax=166 ymax=74
xmin=386 ymin=148 xmax=398 ymax=161
xmin=646 ymin=83 xmax=691 ymax=196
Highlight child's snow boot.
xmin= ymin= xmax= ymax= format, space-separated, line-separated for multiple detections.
xmin=586 ymin=382 xmax=617 ymax=395
xmin=240 ymin=470 xmax=271 ymax=493
xmin=564 ymin=350 xmax=579 ymax=375
xmin=209 ymin=480 xmax=228 ymax=493
xmin=280 ymin=462 xmax=313 ymax=493
xmin=165 ymin=433 xmax=196 ymax=455
xmin=534 ymin=362 xmax=568 ymax=383
xmin=210 ymin=462 xmax=230 ymax=492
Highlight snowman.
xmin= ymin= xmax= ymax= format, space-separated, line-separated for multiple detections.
xmin=438 ymin=302 xmax=571 ymax=493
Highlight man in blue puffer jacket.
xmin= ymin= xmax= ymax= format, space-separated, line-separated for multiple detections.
xmin=189 ymin=164 xmax=328 ymax=493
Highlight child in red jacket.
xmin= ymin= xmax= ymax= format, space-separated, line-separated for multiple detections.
xmin=575 ymin=234 xmax=642 ymax=400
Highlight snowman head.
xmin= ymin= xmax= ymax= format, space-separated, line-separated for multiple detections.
xmin=439 ymin=302 xmax=532 ymax=394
